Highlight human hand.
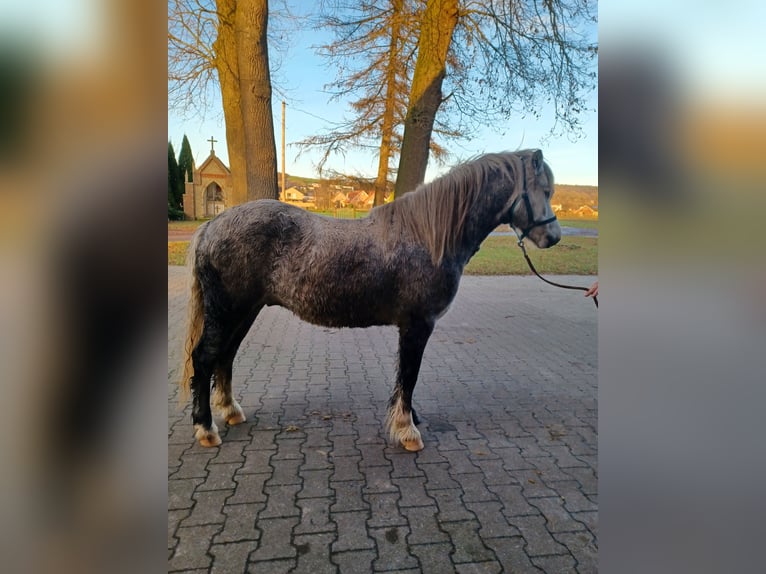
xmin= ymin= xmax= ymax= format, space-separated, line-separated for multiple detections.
xmin=585 ymin=281 xmax=598 ymax=298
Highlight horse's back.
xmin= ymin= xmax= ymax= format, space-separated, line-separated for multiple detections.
xmin=193 ymin=199 xmax=461 ymax=327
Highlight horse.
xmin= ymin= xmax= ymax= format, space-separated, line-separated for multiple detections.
xmin=179 ymin=149 xmax=561 ymax=450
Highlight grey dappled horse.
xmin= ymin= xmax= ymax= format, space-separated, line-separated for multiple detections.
xmin=180 ymin=149 xmax=561 ymax=450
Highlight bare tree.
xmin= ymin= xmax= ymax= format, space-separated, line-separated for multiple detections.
xmin=235 ymin=0 xmax=279 ymax=199
xmin=395 ymin=0 xmax=459 ymax=196
xmin=395 ymin=0 xmax=598 ymax=196
xmin=169 ymin=0 xmax=282 ymax=205
xmin=294 ymin=0 xmax=416 ymax=206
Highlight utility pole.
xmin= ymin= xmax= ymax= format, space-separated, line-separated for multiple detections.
xmin=281 ymin=101 xmax=286 ymax=201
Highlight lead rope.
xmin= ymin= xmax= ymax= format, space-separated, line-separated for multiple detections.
xmin=512 ymin=230 xmax=598 ymax=308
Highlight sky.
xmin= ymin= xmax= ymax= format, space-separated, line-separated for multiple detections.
xmin=168 ymin=5 xmax=599 ymax=187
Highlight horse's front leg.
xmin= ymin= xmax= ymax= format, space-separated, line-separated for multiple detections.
xmin=387 ymin=316 xmax=434 ymax=451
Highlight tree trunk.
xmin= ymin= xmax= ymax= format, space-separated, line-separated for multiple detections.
xmin=235 ymin=0 xmax=278 ymax=201
xmin=374 ymin=0 xmax=405 ymax=207
xmin=214 ymin=0 xmax=249 ymax=207
xmin=394 ymin=0 xmax=458 ymax=197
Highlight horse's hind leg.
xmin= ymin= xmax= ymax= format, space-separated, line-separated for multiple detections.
xmin=212 ymin=362 xmax=245 ymax=425
xmin=211 ymin=307 xmax=262 ymax=426
xmin=190 ymin=320 xmax=224 ymax=447
xmin=387 ymin=316 xmax=435 ymax=452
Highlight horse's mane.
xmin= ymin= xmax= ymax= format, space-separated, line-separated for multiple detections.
xmin=377 ymin=151 xmax=528 ymax=265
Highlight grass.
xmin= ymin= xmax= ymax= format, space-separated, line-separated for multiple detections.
xmin=557 ymin=218 xmax=598 ymax=230
xmin=168 ymin=220 xmax=206 ymax=231
xmin=464 ymin=235 xmax=597 ymax=275
xmin=169 ymin=234 xmax=597 ymax=275
xmin=168 ymin=241 xmax=190 ymax=266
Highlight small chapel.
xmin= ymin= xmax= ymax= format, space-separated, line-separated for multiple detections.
xmin=182 ymin=137 xmax=234 ymax=220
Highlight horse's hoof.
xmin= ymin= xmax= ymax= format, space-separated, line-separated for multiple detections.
xmin=194 ymin=423 xmax=221 ymax=447
xmin=199 ymin=433 xmax=222 ymax=447
xmin=401 ymin=437 xmax=424 ymax=452
xmin=226 ymin=412 xmax=247 ymax=425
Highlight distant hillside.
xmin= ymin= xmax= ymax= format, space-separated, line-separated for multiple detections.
xmin=553 ymin=184 xmax=598 ymax=212
xmin=283 ymin=173 xmax=597 ymax=211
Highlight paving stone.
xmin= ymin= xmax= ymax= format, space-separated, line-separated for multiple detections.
xmin=173 ymin=451 xmax=216 ymax=480
xmin=299 ymin=469 xmax=334 ymax=499
xmin=331 ymin=549 xmax=375 ymax=573
xmin=199 ymin=462 xmax=241 ymax=491
xmin=249 ymin=517 xmax=300 ymax=562
xmin=510 ymin=514 xmax=569 ymax=557
xmin=529 ymin=496 xmax=587 ymax=533
xmin=388 ymin=452 xmax=425 ymax=478
xmin=419 ymin=462 xmax=460 ymax=491
xmin=441 ymin=520 xmax=496 ymax=563
xmin=429 ymin=488 xmax=475 ymax=523
xmin=266 ymin=459 xmax=303 ymax=486
xmin=572 ymin=510 xmax=598 ymax=538
xmin=247 ymin=557 xmax=296 ymax=573
xmin=210 ymin=540 xmax=259 ymax=574
xmin=331 ymin=455 xmax=363 ymax=482
xmin=440 ymin=449 xmax=482 ymax=475
xmin=181 ymin=489 xmax=233 ymax=527
xmin=392 ymin=476 xmax=431 ymax=508
xmin=212 ymin=502 xmax=263 ymax=544
xmin=168 ymin=508 xmax=190 ymax=552
xmin=259 ymin=484 xmax=301 ymax=519
xmin=483 ymin=537 xmax=542 ymax=572
xmin=450 ymin=472 xmax=496 ymax=503
xmin=370 ymin=526 xmax=419 ymax=571
xmin=330 ymin=480 xmax=367 ymax=513
xmin=361 ymin=465 xmax=397 ymax=494
xmin=169 ymin=477 xmax=204 ymax=510
xmin=229 ymin=473 xmax=269 ymax=504
xmin=469 ymin=457 xmax=517 ymax=486
xmin=332 ymin=511 xmax=375 ymax=552
xmin=295 ymin=497 xmax=336 ymax=535
xmin=487 ymin=484 xmax=540 ymax=518
xmin=554 ymin=531 xmax=598 ymax=573
xmin=238 ymin=449 xmax=274 ymax=474
xmin=292 ymin=533 xmax=338 ymax=574
xmin=455 ymin=562 xmax=502 ymax=574
xmin=465 ymin=501 xmax=520 ymax=539
xmin=409 ymin=542 xmax=456 ymax=574
xmin=530 ymin=553 xmax=577 ymax=572
xmin=401 ymin=505 xmax=448 ymax=545
xmin=168 ymin=524 xmax=221 ymax=571
xmin=366 ymin=492 xmax=407 ymax=528
xmin=168 ymin=271 xmax=597 ymax=573
xmin=212 ymin=440 xmax=247 ymax=464
xmin=302 ymin=446 xmax=332 ymax=470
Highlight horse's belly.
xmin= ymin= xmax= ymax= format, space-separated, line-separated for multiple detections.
xmin=275 ymin=270 xmax=397 ymax=328
xmin=286 ymin=292 xmax=393 ymax=328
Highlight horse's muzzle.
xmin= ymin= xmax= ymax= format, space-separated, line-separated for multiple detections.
xmin=544 ymin=228 xmax=562 ymax=248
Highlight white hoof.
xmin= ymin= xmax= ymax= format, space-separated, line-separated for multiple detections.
xmin=194 ymin=422 xmax=221 ymax=447
xmin=386 ymin=398 xmax=425 ymax=451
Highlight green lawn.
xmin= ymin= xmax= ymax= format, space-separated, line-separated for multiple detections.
xmin=557 ymin=218 xmax=599 ymax=230
xmin=464 ymin=235 xmax=597 ymax=275
xmin=169 ymin=235 xmax=597 ymax=275
xmin=168 ymin=220 xmax=206 ymax=231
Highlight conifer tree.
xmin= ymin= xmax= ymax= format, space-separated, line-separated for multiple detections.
xmin=168 ymin=141 xmax=184 ymax=219
xmin=178 ymin=134 xmax=194 ymax=184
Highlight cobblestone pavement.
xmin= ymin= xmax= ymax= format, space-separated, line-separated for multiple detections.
xmin=168 ymin=266 xmax=597 ymax=573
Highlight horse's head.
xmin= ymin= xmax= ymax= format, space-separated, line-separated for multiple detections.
xmin=506 ymin=149 xmax=561 ymax=248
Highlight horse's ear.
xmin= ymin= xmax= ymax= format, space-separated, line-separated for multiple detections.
xmin=532 ymin=150 xmax=544 ymax=175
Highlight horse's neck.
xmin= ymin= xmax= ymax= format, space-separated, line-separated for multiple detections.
xmin=456 ymin=190 xmax=508 ymax=264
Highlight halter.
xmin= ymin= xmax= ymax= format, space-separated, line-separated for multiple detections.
xmin=508 ymin=160 xmax=558 ymax=241
xmin=508 ymin=157 xmax=598 ymax=308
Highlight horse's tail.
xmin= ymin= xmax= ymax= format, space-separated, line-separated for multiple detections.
xmin=179 ymin=222 xmax=207 ymax=403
